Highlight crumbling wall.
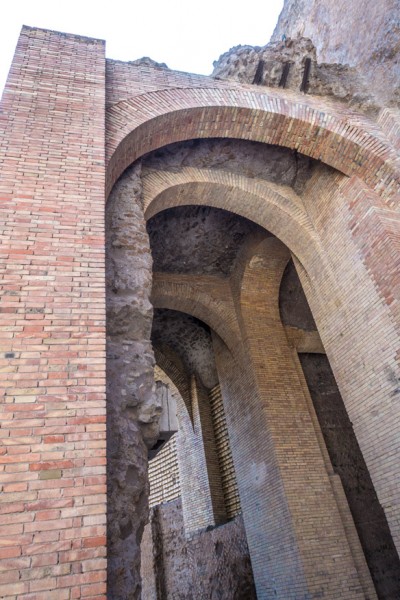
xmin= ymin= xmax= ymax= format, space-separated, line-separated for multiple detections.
xmin=141 ymin=498 xmax=256 ymax=600
xmin=271 ymin=0 xmax=400 ymax=106
xmin=106 ymin=163 xmax=161 ymax=599
xmin=212 ymin=37 xmax=379 ymax=114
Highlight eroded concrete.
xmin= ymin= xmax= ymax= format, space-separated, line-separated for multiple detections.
xmin=106 ymin=163 xmax=161 ymax=599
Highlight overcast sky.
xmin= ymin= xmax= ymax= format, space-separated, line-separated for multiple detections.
xmin=1 ymin=0 xmax=284 ymax=96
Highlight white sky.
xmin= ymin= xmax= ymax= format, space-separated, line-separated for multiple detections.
xmin=1 ymin=0 xmax=284 ymax=96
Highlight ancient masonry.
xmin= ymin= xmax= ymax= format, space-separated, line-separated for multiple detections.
xmin=0 ymin=0 xmax=400 ymax=598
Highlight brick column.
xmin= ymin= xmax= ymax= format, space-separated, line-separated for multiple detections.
xmin=214 ymin=237 xmax=366 ymax=599
xmin=300 ymin=169 xmax=400 ymax=556
xmin=177 ymin=375 xmax=226 ymax=534
xmin=0 ymin=27 xmax=106 ymax=598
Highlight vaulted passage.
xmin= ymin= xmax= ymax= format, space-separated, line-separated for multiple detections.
xmin=2 ymin=22 xmax=399 ymax=600
xmin=106 ymin=137 xmax=400 ymax=599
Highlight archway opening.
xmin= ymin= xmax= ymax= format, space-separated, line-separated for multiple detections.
xmin=106 ymin=136 xmax=400 ymax=600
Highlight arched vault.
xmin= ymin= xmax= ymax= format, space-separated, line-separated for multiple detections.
xmin=106 ymin=87 xmax=400 ymax=199
xmin=142 ymin=165 xmax=321 ymax=274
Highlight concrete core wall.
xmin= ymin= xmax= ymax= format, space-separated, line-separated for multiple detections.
xmin=141 ymin=498 xmax=256 ymax=600
xmin=271 ymin=0 xmax=400 ymax=106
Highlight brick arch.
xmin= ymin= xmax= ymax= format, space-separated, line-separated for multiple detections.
xmin=106 ymin=87 xmax=400 ymax=199
xmin=239 ymin=237 xmax=291 ymax=315
xmin=143 ymin=166 xmax=319 ymax=273
xmin=153 ymin=346 xmax=192 ymax=423
xmin=151 ymin=274 xmax=241 ymax=354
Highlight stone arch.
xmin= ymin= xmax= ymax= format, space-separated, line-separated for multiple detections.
xmin=143 ymin=166 xmax=321 ymax=273
xmin=106 ymin=87 xmax=399 ymax=199
xmin=151 ymin=274 xmax=242 ymax=354
xmin=153 ymin=345 xmax=192 ymax=423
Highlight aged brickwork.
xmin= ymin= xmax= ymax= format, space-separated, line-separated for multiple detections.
xmin=1 ymin=3 xmax=400 ymax=598
xmin=300 ymin=353 xmax=400 ymax=599
xmin=148 ymin=436 xmax=180 ymax=509
xmin=0 ymin=27 xmax=107 ymax=599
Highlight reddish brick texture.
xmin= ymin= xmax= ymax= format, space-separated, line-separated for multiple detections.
xmin=0 ymin=27 xmax=106 ymax=599
xmin=1 ymin=22 xmax=400 ymax=600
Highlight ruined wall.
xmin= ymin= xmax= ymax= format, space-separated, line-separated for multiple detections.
xmin=2 ymin=16 xmax=400 ymax=600
xmin=141 ymin=498 xmax=256 ymax=600
xmin=272 ymin=0 xmax=400 ymax=106
xmin=212 ymin=37 xmax=379 ymax=114
xmin=106 ymin=163 xmax=161 ymax=599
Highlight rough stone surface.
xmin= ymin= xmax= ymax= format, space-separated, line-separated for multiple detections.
xmin=272 ymin=0 xmax=400 ymax=106
xmin=127 ymin=56 xmax=169 ymax=69
xmin=300 ymin=353 xmax=400 ymax=600
xmin=213 ymin=37 xmax=379 ymax=114
xmin=148 ymin=205 xmax=264 ymax=277
xmin=106 ymin=163 xmax=161 ymax=599
xmin=144 ymin=138 xmax=315 ymax=194
xmin=152 ymin=309 xmax=218 ymax=390
xmin=141 ymin=498 xmax=257 ymax=600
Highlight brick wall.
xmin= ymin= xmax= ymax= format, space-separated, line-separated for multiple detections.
xmin=2 ymin=23 xmax=400 ymax=599
xmin=152 ymin=362 xmax=241 ymax=530
xmin=298 ymin=167 xmax=400 ymax=556
xmin=148 ymin=437 xmax=180 ymax=508
xmin=0 ymin=27 xmax=107 ymax=598
xmin=300 ymin=353 xmax=400 ymax=598
xmin=209 ymin=384 xmax=241 ymax=518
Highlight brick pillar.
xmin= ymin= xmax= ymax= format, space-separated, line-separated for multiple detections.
xmin=213 ymin=237 xmax=366 ymax=600
xmin=177 ymin=375 xmax=226 ymax=534
xmin=0 ymin=27 xmax=107 ymax=598
xmin=300 ymin=169 xmax=400 ymax=556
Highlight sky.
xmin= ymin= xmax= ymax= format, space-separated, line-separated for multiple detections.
xmin=0 ymin=0 xmax=284 ymax=96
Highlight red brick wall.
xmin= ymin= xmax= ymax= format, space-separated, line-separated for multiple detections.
xmin=0 ymin=27 xmax=107 ymax=599
xmin=2 ymin=23 xmax=400 ymax=600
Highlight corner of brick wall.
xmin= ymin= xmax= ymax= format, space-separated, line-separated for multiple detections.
xmin=0 ymin=26 xmax=107 ymax=599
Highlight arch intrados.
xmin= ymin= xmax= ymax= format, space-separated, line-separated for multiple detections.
xmin=153 ymin=347 xmax=190 ymax=409
xmin=106 ymin=92 xmax=399 ymax=199
xmin=151 ymin=284 xmax=240 ymax=355
xmin=153 ymin=354 xmax=192 ymax=424
xmin=142 ymin=165 xmax=306 ymax=217
xmin=146 ymin=181 xmax=320 ymax=275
